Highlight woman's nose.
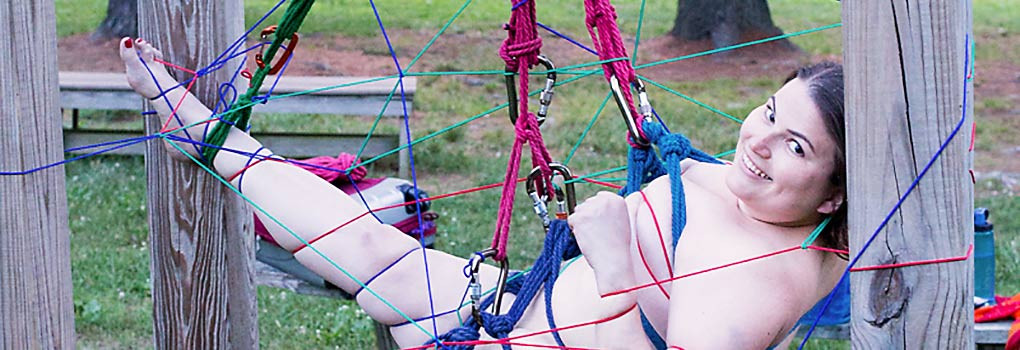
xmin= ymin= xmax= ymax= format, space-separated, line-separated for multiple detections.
xmin=749 ymin=137 xmax=771 ymax=158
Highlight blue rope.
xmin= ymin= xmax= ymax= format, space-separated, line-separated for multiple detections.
xmin=639 ymin=122 xmax=721 ymax=247
xmin=430 ymin=220 xmax=579 ymax=349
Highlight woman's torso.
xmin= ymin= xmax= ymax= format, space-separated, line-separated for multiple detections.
xmin=627 ymin=162 xmax=844 ymax=347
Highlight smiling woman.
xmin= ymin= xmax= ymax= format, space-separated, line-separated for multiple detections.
xmin=728 ymin=62 xmax=848 ymax=253
xmin=120 ymin=33 xmax=849 ymax=348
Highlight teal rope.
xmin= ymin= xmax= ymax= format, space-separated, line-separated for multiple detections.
xmin=564 ymin=91 xmax=613 ymax=165
xmin=162 ymin=136 xmax=441 ymax=341
xmin=637 ymin=75 xmax=742 ymax=124
xmin=635 ymin=23 xmax=843 ymax=70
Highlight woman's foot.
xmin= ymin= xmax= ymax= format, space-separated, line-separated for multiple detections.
xmin=119 ymin=37 xmax=208 ymax=161
xmin=119 ymin=37 xmax=174 ymax=99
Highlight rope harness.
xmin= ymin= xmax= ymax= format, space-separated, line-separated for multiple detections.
xmin=433 ymin=1 xmax=720 ymax=348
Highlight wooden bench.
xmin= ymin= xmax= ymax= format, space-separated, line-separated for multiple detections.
xmin=256 ymin=259 xmax=399 ymax=350
xmin=796 ymin=320 xmax=1012 ymax=349
xmin=59 ymin=71 xmax=416 ymax=176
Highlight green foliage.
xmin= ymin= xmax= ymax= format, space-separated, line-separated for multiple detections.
xmin=54 ymin=0 xmax=107 ymax=37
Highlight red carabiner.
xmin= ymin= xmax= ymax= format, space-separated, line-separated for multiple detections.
xmin=254 ymin=25 xmax=300 ymax=75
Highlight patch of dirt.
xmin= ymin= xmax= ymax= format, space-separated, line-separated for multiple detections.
xmin=59 ymin=29 xmax=806 ymax=80
xmin=973 ymin=57 xmax=1020 ymax=174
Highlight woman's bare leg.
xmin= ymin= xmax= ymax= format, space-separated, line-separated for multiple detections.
xmin=120 ymin=37 xmax=504 ymax=345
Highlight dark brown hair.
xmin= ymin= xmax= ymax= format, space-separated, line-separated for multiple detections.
xmin=784 ymin=62 xmax=847 ymax=258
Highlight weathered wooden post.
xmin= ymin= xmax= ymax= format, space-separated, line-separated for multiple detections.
xmin=0 ymin=1 xmax=76 ymax=348
xmin=138 ymin=1 xmax=258 ymax=348
xmin=844 ymin=0 xmax=973 ymax=348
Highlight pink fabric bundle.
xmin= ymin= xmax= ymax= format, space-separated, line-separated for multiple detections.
xmin=292 ymin=152 xmax=367 ymax=183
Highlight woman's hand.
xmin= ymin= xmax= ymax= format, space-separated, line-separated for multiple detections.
xmin=569 ymin=191 xmax=635 ymax=295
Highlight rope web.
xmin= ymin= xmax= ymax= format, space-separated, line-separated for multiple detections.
xmin=0 ymin=0 xmax=976 ymax=348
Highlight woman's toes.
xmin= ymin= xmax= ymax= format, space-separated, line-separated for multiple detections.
xmin=119 ymin=37 xmax=138 ymax=62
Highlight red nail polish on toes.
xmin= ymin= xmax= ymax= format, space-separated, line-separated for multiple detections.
xmin=125 ymin=38 xmax=133 ymax=48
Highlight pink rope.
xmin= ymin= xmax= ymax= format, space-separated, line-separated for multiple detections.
xmin=490 ymin=0 xmax=554 ymax=261
xmin=294 ymin=152 xmax=367 ymax=183
xmin=583 ymin=0 xmax=645 ymax=147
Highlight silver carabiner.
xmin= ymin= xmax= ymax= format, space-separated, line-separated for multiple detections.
xmin=526 ymin=163 xmax=577 ymax=230
xmin=608 ymin=75 xmax=654 ymax=147
xmin=506 ymin=55 xmax=557 ymax=126
xmin=468 ymin=249 xmax=510 ymax=322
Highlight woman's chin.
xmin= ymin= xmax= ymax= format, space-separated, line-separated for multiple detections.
xmin=724 ymin=169 xmax=758 ymax=201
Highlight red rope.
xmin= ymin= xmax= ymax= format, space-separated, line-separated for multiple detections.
xmin=490 ymin=0 xmax=554 ymax=261
xmin=633 ymin=190 xmax=672 ymax=299
xmin=638 ymin=190 xmax=674 ymax=278
xmin=581 ymin=177 xmax=623 ymax=189
xmin=154 ymin=57 xmax=197 ymax=75
xmin=583 ymin=0 xmax=645 ymax=146
xmin=292 ymin=177 xmax=528 ymax=254
xmin=602 ymin=246 xmax=802 ymax=298
xmin=849 ymin=244 xmax=973 ymax=272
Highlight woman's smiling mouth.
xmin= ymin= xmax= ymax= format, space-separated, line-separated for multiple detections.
xmin=742 ymin=153 xmax=773 ymax=181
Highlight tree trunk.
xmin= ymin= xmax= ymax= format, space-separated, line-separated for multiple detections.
xmin=92 ymin=0 xmax=136 ymax=41
xmin=670 ymin=0 xmax=796 ymax=51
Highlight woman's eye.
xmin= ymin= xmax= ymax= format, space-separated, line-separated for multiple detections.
xmin=786 ymin=140 xmax=804 ymax=156
xmin=764 ymin=106 xmax=775 ymax=123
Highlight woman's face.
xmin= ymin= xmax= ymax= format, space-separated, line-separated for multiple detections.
xmin=726 ymin=77 xmax=843 ymax=226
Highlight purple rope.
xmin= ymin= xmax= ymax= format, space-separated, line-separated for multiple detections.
xmin=367 ymin=0 xmax=443 ymax=342
xmin=63 ymin=133 xmax=157 ymax=153
xmin=354 ymin=247 xmax=422 ymax=298
xmin=236 ymin=146 xmax=266 ymax=194
xmin=537 ymin=22 xmax=599 ymax=56
xmin=1 ymin=134 xmax=156 ymax=176
xmin=342 ymin=171 xmax=385 ymax=224
xmin=201 ymin=0 xmax=287 ymax=76
xmin=798 ymin=34 xmax=973 ymax=349
xmin=253 ymin=44 xmax=296 ymax=103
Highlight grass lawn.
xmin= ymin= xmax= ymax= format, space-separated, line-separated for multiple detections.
xmin=53 ymin=0 xmax=1018 ymax=349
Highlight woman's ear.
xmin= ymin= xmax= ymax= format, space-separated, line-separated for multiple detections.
xmin=816 ymin=189 xmax=844 ymax=215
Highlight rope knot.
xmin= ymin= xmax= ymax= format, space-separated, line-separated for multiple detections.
xmin=514 ymin=112 xmax=542 ymax=142
xmin=651 ymin=126 xmax=694 ymax=162
xmin=499 ymin=37 xmax=543 ymax=68
xmin=426 ymin=325 xmax=479 ymax=350
xmin=481 ymin=313 xmax=515 ymax=339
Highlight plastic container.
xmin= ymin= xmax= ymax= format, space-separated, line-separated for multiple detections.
xmin=974 ymin=208 xmax=995 ymax=303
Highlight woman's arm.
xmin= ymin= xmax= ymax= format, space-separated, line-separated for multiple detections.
xmin=569 ymin=191 xmax=637 ymax=296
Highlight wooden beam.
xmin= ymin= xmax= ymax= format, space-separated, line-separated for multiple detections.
xmin=62 ymin=129 xmax=400 ymax=160
xmin=0 ymin=1 xmax=76 ymax=348
xmin=58 ymin=72 xmax=416 ymax=116
xmin=138 ymin=1 xmax=258 ymax=348
xmin=844 ymin=0 xmax=973 ymax=348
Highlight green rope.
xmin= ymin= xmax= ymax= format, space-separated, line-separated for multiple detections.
xmin=353 ymin=81 xmax=401 ymax=163
xmin=564 ymin=165 xmax=628 ymax=184
xmin=564 ymin=92 xmax=612 ymax=165
xmin=635 ymin=23 xmax=843 ymax=70
xmin=404 ymin=0 xmax=475 ymax=71
xmin=713 ymin=149 xmax=735 ymax=158
xmin=201 ymin=0 xmax=317 ymax=164
xmin=637 ymin=75 xmax=743 ymax=124
xmin=632 ymin=0 xmax=647 ymax=64
xmin=348 ymin=69 xmax=603 ymax=169
xmin=800 ymin=216 xmax=832 ymax=249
